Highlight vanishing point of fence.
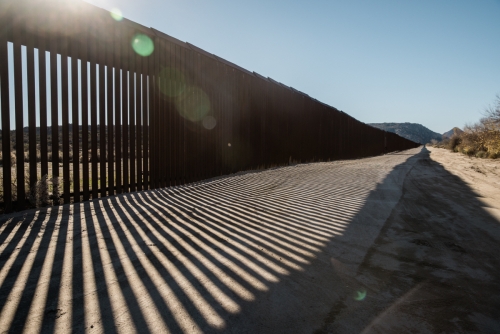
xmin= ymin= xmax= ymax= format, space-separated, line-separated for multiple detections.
xmin=0 ymin=0 xmax=419 ymax=213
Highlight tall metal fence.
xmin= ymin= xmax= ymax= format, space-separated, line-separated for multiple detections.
xmin=0 ymin=0 xmax=419 ymax=213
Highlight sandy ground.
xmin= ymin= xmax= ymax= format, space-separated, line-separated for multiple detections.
xmin=0 ymin=146 xmax=499 ymax=333
xmin=428 ymin=146 xmax=500 ymax=222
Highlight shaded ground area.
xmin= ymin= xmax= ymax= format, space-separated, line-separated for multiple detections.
xmin=0 ymin=146 xmax=499 ymax=333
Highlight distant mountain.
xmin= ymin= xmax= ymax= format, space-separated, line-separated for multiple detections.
xmin=368 ymin=122 xmax=442 ymax=144
xmin=442 ymin=127 xmax=463 ymax=139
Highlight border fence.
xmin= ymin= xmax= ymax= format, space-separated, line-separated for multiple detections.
xmin=0 ymin=0 xmax=419 ymax=213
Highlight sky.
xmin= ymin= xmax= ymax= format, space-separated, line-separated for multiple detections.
xmin=4 ymin=0 xmax=500 ymax=134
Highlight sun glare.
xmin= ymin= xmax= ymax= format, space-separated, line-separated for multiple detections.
xmin=131 ymin=33 xmax=155 ymax=56
xmin=110 ymin=7 xmax=123 ymax=21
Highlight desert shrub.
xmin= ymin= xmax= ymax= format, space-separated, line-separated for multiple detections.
xmin=10 ymin=175 xmax=17 ymax=201
xmin=24 ymin=169 xmax=32 ymax=201
xmin=50 ymin=176 xmax=63 ymax=205
xmin=0 ymin=151 xmax=18 ymax=167
xmin=28 ymin=174 xmax=50 ymax=208
xmin=461 ymin=146 xmax=476 ymax=156
xmin=485 ymin=94 xmax=500 ymax=125
xmin=438 ymin=94 xmax=500 ymax=159
xmin=455 ymin=117 xmax=500 ymax=158
xmin=6 ymin=167 xmax=65 ymax=207
xmin=448 ymin=135 xmax=461 ymax=152
xmin=476 ymin=151 xmax=487 ymax=158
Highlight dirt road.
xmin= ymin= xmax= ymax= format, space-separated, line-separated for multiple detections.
xmin=0 ymin=146 xmax=499 ymax=333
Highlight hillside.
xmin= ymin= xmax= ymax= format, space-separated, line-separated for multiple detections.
xmin=442 ymin=127 xmax=463 ymax=139
xmin=369 ymin=122 xmax=442 ymax=144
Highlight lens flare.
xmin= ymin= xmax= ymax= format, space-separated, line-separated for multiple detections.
xmin=110 ymin=8 xmax=123 ymax=21
xmin=354 ymin=290 xmax=366 ymax=301
xmin=202 ymin=116 xmax=217 ymax=130
xmin=131 ymin=34 xmax=154 ymax=57
xmin=159 ymin=67 xmax=186 ymax=97
xmin=175 ymin=86 xmax=211 ymax=122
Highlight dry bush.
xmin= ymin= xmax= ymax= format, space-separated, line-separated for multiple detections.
xmin=476 ymin=151 xmax=488 ymax=158
xmin=484 ymin=94 xmax=500 ymax=125
xmin=437 ymin=94 xmax=500 ymax=159
xmin=28 ymin=174 xmax=50 ymax=208
xmin=489 ymin=151 xmax=499 ymax=159
xmin=10 ymin=175 xmax=18 ymax=202
xmin=456 ymin=118 xmax=500 ymax=158
xmin=448 ymin=134 xmax=462 ymax=152
xmin=50 ymin=176 xmax=63 ymax=205
xmin=8 ymin=164 xmax=63 ymax=207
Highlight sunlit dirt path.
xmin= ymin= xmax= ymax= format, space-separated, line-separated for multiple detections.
xmin=1 ymin=146 xmax=499 ymax=333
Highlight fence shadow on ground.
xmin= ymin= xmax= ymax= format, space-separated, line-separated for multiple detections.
xmin=0 ymin=147 xmax=499 ymax=333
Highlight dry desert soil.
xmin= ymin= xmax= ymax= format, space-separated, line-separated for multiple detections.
xmin=0 ymin=146 xmax=499 ymax=333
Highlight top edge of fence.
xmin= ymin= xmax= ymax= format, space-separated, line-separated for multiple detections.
xmin=318 ymin=100 xmax=341 ymax=112
xmin=186 ymin=43 xmax=217 ymax=60
xmin=267 ymin=77 xmax=290 ymax=90
xmin=214 ymin=55 xmax=254 ymax=77
xmin=267 ymin=77 xmax=278 ymax=84
xmin=120 ymin=19 xmax=154 ymax=36
xmin=289 ymin=86 xmax=310 ymax=98
xmin=151 ymin=28 xmax=187 ymax=48
xmin=278 ymin=82 xmax=293 ymax=91
xmin=252 ymin=71 xmax=270 ymax=82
